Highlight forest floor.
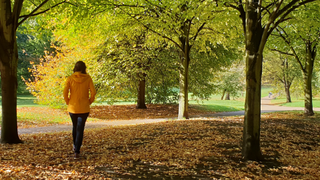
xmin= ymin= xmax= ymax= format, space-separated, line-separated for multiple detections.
xmin=1 ymin=102 xmax=320 ymax=179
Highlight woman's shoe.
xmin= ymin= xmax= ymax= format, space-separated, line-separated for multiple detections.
xmin=74 ymin=153 xmax=80 ymax=159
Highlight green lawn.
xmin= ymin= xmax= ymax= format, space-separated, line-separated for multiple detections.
xmin=16 ymin=94 xmax=46 ymax=107
xmin=261 ymin=86 xmax=273 ymax=97
xmin=272 ymin=97 xmax=320 ymax=108
xmin=190 ymin=94 xmax=245 ymax=112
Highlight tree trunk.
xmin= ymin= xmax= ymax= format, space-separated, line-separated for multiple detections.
xmin=221 ymin=89 xmax=226 ymax=100
xmin=242 ymin=51 xmax=263 ymax=161
xmin=178 ymin=55 xmax=189 ymax=119
xmin=0 ymin=62 xmax=21 ymax=143
xmin=177 ymin=22 xmax=191 ymax=120
xmin=136 ymin=77 xmax=147 ymax=109
xmin=225 ymin=92 xmax=230 ymax=100
xmin=242 ymin=0 xmax=263 ymax=161
xmin=304 ymin=72 xmax=314 ymax=116
xmin=0 ymin=2 xmax=22 ymax=143
xmin=0 ymin=36 xmax=21 ymax=144
xmin=303 ymin=43 xmax=315 ymax=116
xmin=285 ymin=84 xmax=292 ymax=103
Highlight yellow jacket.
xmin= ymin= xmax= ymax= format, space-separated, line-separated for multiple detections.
xmin=63 ymin=72 xmax=96 ymax=114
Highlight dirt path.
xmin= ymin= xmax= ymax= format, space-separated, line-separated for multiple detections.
xmin=12 ymin=97 xmax=320 ymax=135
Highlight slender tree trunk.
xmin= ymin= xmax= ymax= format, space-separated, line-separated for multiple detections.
xmin=221 ymin=89 xmax=226 ymax=100
xmin=285 ymin=84 xmax=292 ymax=103
xmin=178 ymin=54 xmax=190 ymax=119
xmin=225 ymin=92 xmax=230 ymax=100
xmin=136 ymin=76 xmax=147 ymax=109
xmin=304 ymin=72 xmax=314 ymax=116
xmin=303 ymin=43 xmax=315 ymax=116
xmin=177 ymin=22 xmax=191 ymax=120
xmin=283 ymin=59 xmax=292 ymax=103
xmin=242 ymin=0 xmax=263 ymax=160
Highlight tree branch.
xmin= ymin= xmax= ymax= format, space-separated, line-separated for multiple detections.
xmin=275 ymin=27 xmax=306 ymax=73
xmin=13 ymin=0 xmax=24 ymax=30
xmin=18 ymin=0 xmax=66 ymax=27
xmin=269 ymin=48 xmax=294 ymax=56
xmin=118 ymin=8 xmax=182 ymax=50
xmin=224 ymin=0 xmax=246 ymax=34
xmin=191 ymin=22 xmax=206 ymax=41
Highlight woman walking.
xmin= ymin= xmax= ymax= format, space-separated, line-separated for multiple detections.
xmin=63 ymin=61 xmax=96 ymax=159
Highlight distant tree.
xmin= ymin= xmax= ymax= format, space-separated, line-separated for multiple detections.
xmin=215 ymin=64 xmax=245 ymax=101
xmin=262 ymin=52 xmax=300 ymax=103
xmin=90 ymin=0 xmax=235 ymax=119
xmin=270 ymin=2 xmax=320 ymax=116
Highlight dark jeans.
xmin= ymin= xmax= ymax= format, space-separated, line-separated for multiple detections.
xmin=69 ymin=112 xmax=89 ymax=154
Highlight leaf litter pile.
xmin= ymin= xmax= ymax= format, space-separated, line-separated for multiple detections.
xmin=1 ymin=107 xmax=320 ymax=179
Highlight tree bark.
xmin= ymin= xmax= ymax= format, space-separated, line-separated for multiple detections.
xmin=0 ymin=61 xmax=21 ymax=143
xmin=136 ymin=76 xmax=147 ymax=109
xmin=285 ymin=84 xmax=292 ymax=103
xmin=0 ymin=33 xmax=21 ymax=143
xmin=221 ymin=89 xmax=226 ymax=100
xmin=178 ymin=53 xmax=190 ymax=119
xmin=225 ymin=92 xmax=230 ymax=100
xmin=303 ymin=43 xmax=315 ymax=116
xmin=304 ymin=73 xmax=313 ymax=116
xmin=177 ymin=22 xmax=191 ymax=120
xmin=283 ymin=59 xmax=292 ymax=103
xmin=242 ymin=0 xmax=263 ymax=161
xmin=0 ymin=1 xmax=22 ymax=143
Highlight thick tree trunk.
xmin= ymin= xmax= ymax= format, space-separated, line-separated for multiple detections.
xmin=136 ymin=77 xmax=147 ymax=109
xmin=242 ymin=52 xmax=263 ymax=161
xmin=0 ymin=62 xmax=21 ymax=143
xmin=225 ymin=92 xmax=230 ymax=100
xmin=0 ymin=2 xmax=22 ymax=143
xmin=242 ymin=0 xmax=263 ymax=161
xmin=0 ymin=38 xmax=21 ymax=144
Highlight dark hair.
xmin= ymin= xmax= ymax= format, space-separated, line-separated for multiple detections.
xmin=73 ymin=61 xmax=87 ymax=74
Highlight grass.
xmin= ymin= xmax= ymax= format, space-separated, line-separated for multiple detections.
xmin=17 ymin=95 xmax=46 ymax=107
xmin=261 ymin=86 xmax=273 ymax=97
xmin=271 ymin=96 xmax=320 ymax=108
xmin=190 ymin=99 xmax=244 ymax=112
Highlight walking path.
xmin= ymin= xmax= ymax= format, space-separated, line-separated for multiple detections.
xmin=13 ymin=97 xmax=320 ymax=135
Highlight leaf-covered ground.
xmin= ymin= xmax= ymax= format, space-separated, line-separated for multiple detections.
xmin=1 ymin=111 xmax=320 ymax=179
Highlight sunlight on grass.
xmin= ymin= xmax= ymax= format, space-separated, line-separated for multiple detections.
xmin=190 ymin=94 xmax=245 ymax=112
xmin=16 ymin=95 xmax=47 ymax=107
xmin=271 ymin=97 xmax=320 ymax=108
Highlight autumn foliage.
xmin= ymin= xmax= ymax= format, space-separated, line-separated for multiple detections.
xmin=24 ymin=49 xmax=73 ymax=108
xmin=1 ymin=109 xmax=320 ymax=179
xmin=24 ymin=44 xmax=97 ymax=108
